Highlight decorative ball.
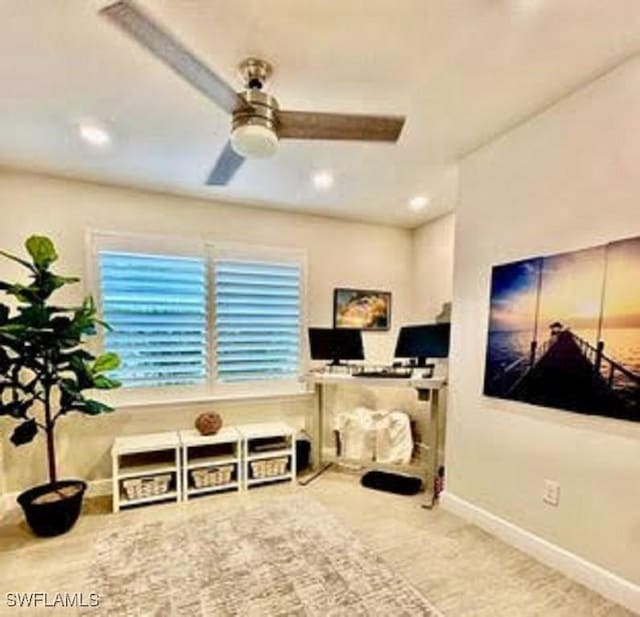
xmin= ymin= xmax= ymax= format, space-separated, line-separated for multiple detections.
xmin=195 ymin=412 xmax=223 ymax=436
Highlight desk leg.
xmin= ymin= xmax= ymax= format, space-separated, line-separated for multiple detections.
xmin=315 ymin=383 xmax=323 ymax=469
xmin=422 ymin=388 xmax=440 ymax=509
xmin=299 ymin=382 xmax=332 ymax=486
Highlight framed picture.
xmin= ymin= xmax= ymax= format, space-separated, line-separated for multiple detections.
xmin=483 ymin=235 xmax=640 ymax=423
xmin=333 ymin=288 xmax=391 ymax=331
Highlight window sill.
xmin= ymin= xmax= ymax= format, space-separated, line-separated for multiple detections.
xmin=96 ymin=384 xmax=315 ymax=411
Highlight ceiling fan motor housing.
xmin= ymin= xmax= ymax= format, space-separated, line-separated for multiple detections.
xmin=231 ymin=89 xmax=280 ymax=158
xmin=238 ymin=57 xmax=272 ymax=91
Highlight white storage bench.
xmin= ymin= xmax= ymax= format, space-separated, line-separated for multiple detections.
xmin=180 ymin=427 xmax=242 ymax=500
xmin=111 ymin=432 xmax=181 ymax=513
xmin=111 ymin=422 xmax=297 ymax=512
xmin=238 ymin=422 xmax=296 ymax=489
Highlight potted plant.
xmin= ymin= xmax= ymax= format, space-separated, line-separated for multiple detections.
xmin=0 ymin=235 xmax=120 ymax=537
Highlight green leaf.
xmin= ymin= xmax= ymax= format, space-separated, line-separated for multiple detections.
xmin=6 ymin=284 xmax=40 ymax=304
xmin=0 ymin=323 xmax=28 ymax=334
xmin=92 ymin=352 xmax=120 ymax=374
xmin=10 ymin=419 xmax=38 ymax=446
xmin=25 ymin=235 xmax=58 ymax=269
xmin=0 ymin=347 xmax=10 ymax=373
xmin=0 ymin=249 xmax=36 ymax=273
xmin=53 ymin=275 xmax=80 ymax=285
xmin=60 ymin=348 xmax=95 ymax=362
xmin=50 ymin=315 xmax=72 ymax=333
xmin=35 ymin=272 xmax=80 ymax=299
xmin=69 ymin=355 xmax=94 ymax=389
xmin=0 ymin=305 xmax=9 ymax=324
xmin=93 ymin=375 xmax=122 ymax=390
xmin=59 ymin=379 xmax=80 ymax=411
xmin=17 ymin=304 xmax=50 ymax=328
xmin=0 ymin=400 xmax=32 ymax=419
xmin=73 ymin=398 xmax=113 ymax=415
xmin=94 ymin=318 xmax=113 ymax=332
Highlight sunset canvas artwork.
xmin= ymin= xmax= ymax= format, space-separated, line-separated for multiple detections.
xmin=483 ymin=236 xmax=640 ymax=422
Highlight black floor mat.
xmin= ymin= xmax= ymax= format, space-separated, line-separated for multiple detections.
xmin=360 ymin=470 xmax=423 ymax=495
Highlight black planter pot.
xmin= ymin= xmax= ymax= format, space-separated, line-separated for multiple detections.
xmin=17 ymin=480 xmax=87 ymax=538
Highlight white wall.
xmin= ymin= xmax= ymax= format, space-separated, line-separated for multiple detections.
xmin=412 ymin=213 xmax=455 ymax=322
xmin=448 ymin=58 xmax=640 ymax=586
xmin=410 ymin=213 xmax=455 ymax=462
xmin=0 ymin=169 xmax=414 ymax=492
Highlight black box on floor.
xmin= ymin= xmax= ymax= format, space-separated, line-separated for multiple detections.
xmin=296 ymin=436 xmax=311 ymax=473
xmin=361 ymin=470 xmax=422 ymax=495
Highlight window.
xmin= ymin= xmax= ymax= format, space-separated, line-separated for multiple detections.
xmin=98 ymin=251 xmax=208 ymax=387
xmin=214 ymin=259 xmax=301 ymax=383
xmin=92 ymin=232 xmax=305 ymax=392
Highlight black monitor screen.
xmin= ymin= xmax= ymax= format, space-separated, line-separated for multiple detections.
xmin=394 ymin=323 xmax=450 ymax=361
xmin=308 ymin=328 xmax=364 ymax=364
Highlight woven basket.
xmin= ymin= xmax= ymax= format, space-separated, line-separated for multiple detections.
xmin=122 ymin=474 xmax=171 ymax=500
xmin=250 ymin=457 xmax=288 ymax=479
xmin=190 ymin=465 xmax=234 ymax=488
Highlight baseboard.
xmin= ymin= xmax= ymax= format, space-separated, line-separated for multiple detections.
xmin=2 ymin=478 xmax=113 ymax=517
xmin=86 ymin=478 xmax=113 ymax=498
xmin=441 ymin=492 xmax=640 ymax=614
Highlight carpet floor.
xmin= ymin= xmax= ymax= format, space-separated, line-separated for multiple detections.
xmin=0 ymin=471 xmax=635 ymax=616
xmin=82 ymin=494 xmax=442 ymax=616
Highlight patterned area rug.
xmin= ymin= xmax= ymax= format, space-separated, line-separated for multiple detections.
xmin=82 ymin=494 xmax=442 ymax=616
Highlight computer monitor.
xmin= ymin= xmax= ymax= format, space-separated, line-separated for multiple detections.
xmin=308 ymin=328 xmax=364 ymax=366
xmin=394 ymin=323 xmax=450 ymax=367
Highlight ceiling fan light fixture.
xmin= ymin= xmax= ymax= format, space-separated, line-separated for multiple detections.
xmin=99 ymin=2 xmax=406 ymax=187
xmin=230 ymin=123 xmax=278 ymax=158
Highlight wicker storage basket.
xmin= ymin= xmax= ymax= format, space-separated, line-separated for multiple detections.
xmin=190 ymin=465 xmax=234 ymax=488
xmin=122 ymin=474 xmax=172 ymax=500
xmin=250 ymin=457 xmax=288 ymax=479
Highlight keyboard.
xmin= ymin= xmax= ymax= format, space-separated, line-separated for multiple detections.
xmin=352 ymin=368 xmax=412 ymax=379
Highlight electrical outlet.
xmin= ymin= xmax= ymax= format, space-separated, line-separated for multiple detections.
xmin=543 ymin=480 xmax=560 ymax=506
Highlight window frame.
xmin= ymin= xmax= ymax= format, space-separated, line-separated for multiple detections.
xmin=87 ymin=230 xmax=308 ymax=403
xmin=208 ymin=241 xmax=308 ymax=396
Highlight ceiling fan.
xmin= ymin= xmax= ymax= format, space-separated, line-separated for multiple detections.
xmin=99 ymin=1 xmax=406 ymax=186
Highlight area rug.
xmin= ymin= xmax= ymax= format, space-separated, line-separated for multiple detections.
xmin=82 ymin=494 xmax=442 ymax=616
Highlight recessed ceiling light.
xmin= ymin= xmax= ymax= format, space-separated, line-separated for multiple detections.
xmin=312 ymin=170 xmax=334 ymax=190
xmin=78 ymin=122 xmax=111 ymax=148
xmin=409 ymin=195 xmax=430 ymax=211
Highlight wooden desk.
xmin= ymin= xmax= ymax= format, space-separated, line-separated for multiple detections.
xmin=303 ymin=371 xmax=446 ymax=506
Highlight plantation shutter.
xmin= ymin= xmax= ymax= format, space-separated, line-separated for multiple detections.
xmin=214 ymin=259 xmax=301 ymax=382
xmin=98 ymin=251 xmax=208 ymax=387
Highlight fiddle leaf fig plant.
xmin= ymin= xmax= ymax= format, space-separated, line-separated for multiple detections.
xmin=0 ymin=235 xmax=120 ymax=485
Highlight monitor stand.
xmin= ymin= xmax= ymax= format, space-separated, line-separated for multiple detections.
xmin=413 ymin=357 xmax=437 ymax=367
xmin=325 ymin=359 xmax=350 ymax=373
xmin=413 ymin=358 xmax=436 ymax=378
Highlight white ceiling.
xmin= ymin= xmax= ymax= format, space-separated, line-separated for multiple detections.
xmin=1 ymin=1 xmax=640 ymax=227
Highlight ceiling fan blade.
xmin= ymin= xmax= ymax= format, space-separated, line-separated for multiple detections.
xmin=277 ymin=110 xmax=405 ymax=142
xmin=100 ymin=1 xmax=245 ymax=115
xmin=205 ymin=141 xmax=245 ymax=186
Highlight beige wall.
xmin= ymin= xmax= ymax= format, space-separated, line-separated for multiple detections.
xmin=412 ymin=213 xmax=455 ymax=322
xmin=448 ymin=58 xmax=640 ymax=584
xmin=0 ymin=170 xmax=416 ymax=493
